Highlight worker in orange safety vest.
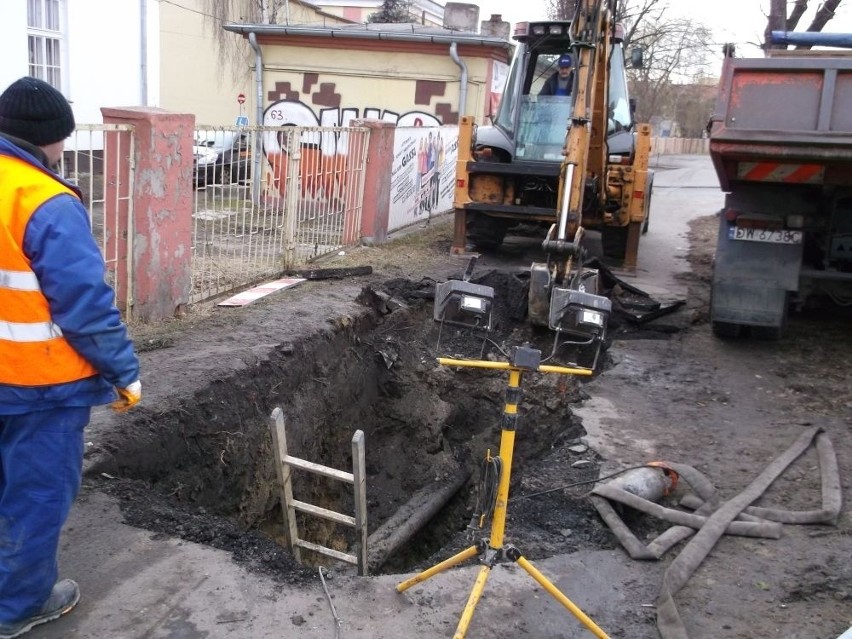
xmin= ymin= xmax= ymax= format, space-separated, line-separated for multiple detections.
xmin=0 ymin=76 xmax=141 ymax=639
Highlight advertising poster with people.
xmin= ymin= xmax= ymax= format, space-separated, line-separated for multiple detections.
xmin=388 ymin=126 xmax=459 ymax=232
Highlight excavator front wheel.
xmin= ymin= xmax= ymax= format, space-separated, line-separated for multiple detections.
xmin=467 ymin=213 xmax=508 ymax=249
xmin=601 ymin=225 xmax=629 ymax=260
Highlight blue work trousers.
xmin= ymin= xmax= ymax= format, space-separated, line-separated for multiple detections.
xmin=0 ymin=407 xmax=89 ymax=623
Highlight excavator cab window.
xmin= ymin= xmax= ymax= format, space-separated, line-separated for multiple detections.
xmin=495 ymin=46 xmax=577 ymax=162
xmin=494 ymin=45 xmax=524 ymax=134
xmin=516 ymin=94 xmax=573 ymax=161
xmin=492 ymin=20 xmax=635 ymax=157
xmin=608 ymin=44 xmax=633 ymax=133
xmin=520 ymin=49 xmax=577 ymax=161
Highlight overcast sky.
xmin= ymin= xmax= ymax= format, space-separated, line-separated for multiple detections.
xmin=472 ymin=0 xmax=852 ymax=67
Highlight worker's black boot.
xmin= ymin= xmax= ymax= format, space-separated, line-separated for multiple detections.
xmin=0 ymin=579 xmax=80 ymax=638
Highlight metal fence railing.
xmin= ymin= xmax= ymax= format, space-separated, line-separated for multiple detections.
xmin=191 ymin=125 xmax=370 ymax=303
xmin=61 ymin=124 xmax=136 ymax=319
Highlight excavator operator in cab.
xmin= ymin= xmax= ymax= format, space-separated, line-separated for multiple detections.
xmin=539 ymin=53 xmax=574 ymax=96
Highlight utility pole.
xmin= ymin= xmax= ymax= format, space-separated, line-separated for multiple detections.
xmin=765 ymin=0 xmax=787 ymax=50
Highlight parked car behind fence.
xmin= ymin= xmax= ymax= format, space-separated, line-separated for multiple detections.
xmin=193 ymin=129 xmax=251 ymax=187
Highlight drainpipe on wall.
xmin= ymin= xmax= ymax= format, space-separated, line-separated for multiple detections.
xmin=140 ymin=0 xmax=148 ymax=105
xmin=449 ymin=42 xmax=468 ymax=118
xmin=248 ymin=31 xmax=264 ymax=204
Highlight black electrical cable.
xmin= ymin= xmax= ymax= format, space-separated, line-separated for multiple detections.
xmin=467 ymin=454 xmax=502 ymax=537
xmin=509 ymin=464 xmax=652 ymax=501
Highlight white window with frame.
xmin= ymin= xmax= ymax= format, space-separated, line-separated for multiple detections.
xmin=27 ymin=0 xmax=64 ymax=89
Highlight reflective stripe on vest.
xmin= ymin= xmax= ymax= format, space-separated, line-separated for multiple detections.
xmin=0 ymin=269 xmax=40 ymax=291
xmin=0 ymin=153 xmax=99 ymax=386
xmin=0 ymin=319 xmax=64 ymax=342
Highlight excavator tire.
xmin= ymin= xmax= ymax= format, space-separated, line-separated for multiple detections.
xmin=601 ymin=225 xmax=629 ymax=260
xmin=467 ymin=214 xmax=508 ymax=249
xmin=642 ymin=171 xmax=654 ymax=235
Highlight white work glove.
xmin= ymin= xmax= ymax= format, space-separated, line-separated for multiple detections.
xmin=111 ymin=380 xmax=142 ymax=414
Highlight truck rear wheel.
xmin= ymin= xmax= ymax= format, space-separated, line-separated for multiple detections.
xmin=751 ymin=325 xmax=783 ymax=340
xmin=711 ymin=321 xmax=743 ymax=339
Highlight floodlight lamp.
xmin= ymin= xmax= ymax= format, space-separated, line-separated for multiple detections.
xmin=461 ymin=295 xmax=486 ymax=313
xmin=548 ymin=287 xmax=611 ymax=341
xmin=434 ymin=279 xmax=495 ymax=331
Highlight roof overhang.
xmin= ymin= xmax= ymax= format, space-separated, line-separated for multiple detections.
xmin=223 ymin=23 xmax=512 ymax=51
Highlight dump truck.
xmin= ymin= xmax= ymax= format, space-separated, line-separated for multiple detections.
xmin=708 ymin=41 xmax=852 ymax=338
xmin=451 ymin=1 xmax=653 ymax=277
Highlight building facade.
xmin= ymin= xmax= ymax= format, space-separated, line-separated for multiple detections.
xmin=0 ymin=0 xmax=159 ymax=126
xmin=225 ymin=22 xmax=510 ymax=129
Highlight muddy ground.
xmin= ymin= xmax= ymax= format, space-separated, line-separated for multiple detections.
xmin=79 ymin=195 xmax=851 ymax=639
xmin=94 ymin=248 xmax=628 ymax=578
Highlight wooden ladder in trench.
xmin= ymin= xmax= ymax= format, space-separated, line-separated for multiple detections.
xmin=268 ymin=407 xmax=368 ymax=575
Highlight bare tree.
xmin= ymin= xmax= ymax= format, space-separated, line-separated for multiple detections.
xmin=201 ymin=0 xmax=290 ymax=81
xmin=613 ymin=0 xmax=666 ymax=49
xmin=628 ymin=15 xmax=714 ymax=125
xmin=543 ymin=0 xmax=714 ymax=134
xmin=763 ymin=0 xmax=844 ymax=49
xmin=547 ymin=0 xmax=671 ymax=53
xmin=805 ymin=0 xmax=843 ymax=32
xmin=787 ymin=0 xmax=809 ymax=29
xmin=765 ymin=0 xmax=786 ymax=49
xmin=546 ymin=0 xmax=578 ymax=18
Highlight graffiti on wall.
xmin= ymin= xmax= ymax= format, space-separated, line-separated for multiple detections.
xmin=258 ymin=75 xmax=458 ymax=203
xmin=261 ymin=106 xmax=447 ymax=203
xmin=264 ymin=76 xmax=458 ymax=126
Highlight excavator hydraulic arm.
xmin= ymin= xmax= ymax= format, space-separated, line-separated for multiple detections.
xmin=544 ymin=0 xmax=613 ymax=258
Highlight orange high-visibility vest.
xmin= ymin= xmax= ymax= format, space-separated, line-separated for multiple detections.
xmin=0 ymin=153 xmax=99 ymax=386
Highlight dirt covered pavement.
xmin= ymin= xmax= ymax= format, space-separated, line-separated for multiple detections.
xmin=40 ymin=155 xmax=851 ymax=639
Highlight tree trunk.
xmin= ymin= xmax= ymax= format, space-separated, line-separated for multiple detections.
xmin=807 ymin=0 xmax=842 ymax=32
xmin=764 ymin=0 xmax=787 ymax=49
xmin=786 ymin=0 xmax=808 ymax=30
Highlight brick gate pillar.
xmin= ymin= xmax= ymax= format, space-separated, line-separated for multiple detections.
xmin=352 ymin=119 xmax=396 ymax=246
xmin=102 ymin=107 xmax=195 ymax=322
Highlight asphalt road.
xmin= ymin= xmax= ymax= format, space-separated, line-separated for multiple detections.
xmin=635 ymin=154 xmax=724 ymax=297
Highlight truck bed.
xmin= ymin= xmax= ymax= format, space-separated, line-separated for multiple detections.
xmin=709 ymin=56 xmax=852 ymax=190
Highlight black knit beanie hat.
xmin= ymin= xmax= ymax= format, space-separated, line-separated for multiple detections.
xmin=0 ymin=76 xmax=75 ymax=146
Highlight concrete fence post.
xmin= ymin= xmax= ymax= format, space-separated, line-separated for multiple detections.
xmin=352 ymin=119 xmax=397 ymax=246
xmin=283 ymin=130 xmax=301 ymax=271
xmin=102 ymin=107 xmax=195 ymax=322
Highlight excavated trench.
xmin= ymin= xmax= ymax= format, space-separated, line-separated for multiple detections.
xmin=91 ymin=273 xmax=640 ymax=581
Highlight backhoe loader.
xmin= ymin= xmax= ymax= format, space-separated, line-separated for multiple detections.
xmin=450 ymin=0 xmax=652 ymax=353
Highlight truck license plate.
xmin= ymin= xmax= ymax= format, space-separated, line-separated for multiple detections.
xmin=729 ymin=227 xmax=803 ymax=244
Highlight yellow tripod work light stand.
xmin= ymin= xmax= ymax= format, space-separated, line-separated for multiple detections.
xmin=396 ymin=346 xmax=610 ymax=639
